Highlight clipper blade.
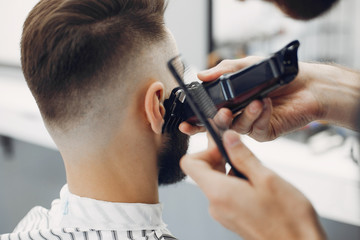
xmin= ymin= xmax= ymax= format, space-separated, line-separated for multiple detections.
xmin=169 ymin=56 xmax=217 ymax=120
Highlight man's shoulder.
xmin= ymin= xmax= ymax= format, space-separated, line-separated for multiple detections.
xmin=13 ymin=206 xmax=51 ymax=233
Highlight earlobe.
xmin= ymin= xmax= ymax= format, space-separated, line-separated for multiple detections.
xmin=144 ymin=81 xmax=165 ymax=134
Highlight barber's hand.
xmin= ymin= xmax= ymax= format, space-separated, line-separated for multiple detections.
xmin=180 ymin=130 xmax=326 ymax=240
xmin=180 ymin=57 xmax=322 ymax=141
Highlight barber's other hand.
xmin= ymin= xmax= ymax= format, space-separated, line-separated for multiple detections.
xmin=180 ymin=57 xmax=322 ymax=141
xmin=180 ymin=130 xmax=326 ymax=240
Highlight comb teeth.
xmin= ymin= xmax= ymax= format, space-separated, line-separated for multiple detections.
xmin=169 ymin=57 xmax=185 ymax=79
xmin=168 ymin=55 xmax=218 ymax=123
xmin=177 ymin=56 xmax=218 ymax=120
xmin=188 ymin=83 xmax=217 ymax=119
xmin=182 ymin=62 xmax=218 ymax=120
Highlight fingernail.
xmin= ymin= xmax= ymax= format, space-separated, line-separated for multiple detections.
xmin=224 ymin=130 xmax=241 ymax=148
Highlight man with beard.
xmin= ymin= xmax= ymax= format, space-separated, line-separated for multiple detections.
xmin=181 ymin=0 xmax=360 ymax=239
xmin=0 ymin=0 xmax=188 ymax=239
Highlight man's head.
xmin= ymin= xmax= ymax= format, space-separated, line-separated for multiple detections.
xmin=264 ymin=0 xmax=340 ymax=20
xmin=21 ymin=0 xmax=189 ymax=189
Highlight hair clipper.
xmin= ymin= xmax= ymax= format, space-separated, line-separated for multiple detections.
xmin=162 ymin=40 xmax=300 ymax=133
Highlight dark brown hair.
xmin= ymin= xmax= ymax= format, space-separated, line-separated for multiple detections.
xmin=21 ymin=0 xmax=167 ymax=126
xmin=269 ymin=0 xmax=339 ymax=20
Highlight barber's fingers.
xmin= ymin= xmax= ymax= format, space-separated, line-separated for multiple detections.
xmin=198 ymin=59 xmax=250 ymax=81
xmin=179 ymin=122 xmax=205 ymax=135
xmin=248 ymin=98 xmax=273 ymax=142
xmin=179 ymin=108 xmax=232 ymax=137
xmin=232 ymin=100 xmax=264 ymax=134
xmin=223 ymin=130 xmax=264 ymax=183
xmin=180 ymin=148 xmax=247 ymax=195
xmin=207 ymin=133 xmax=227 ymax=173
xmin=198 ymin=57 xmax=263 ymax=82
xmin=206 ymin=131 xmax=217 ymax=150
xmin=180 ymin=98 xmax=273 ymax=142
xmin=213 ymin=108 xmax=233 ymax=131
xmin=188 ymin=142 xmax=226 ymax=171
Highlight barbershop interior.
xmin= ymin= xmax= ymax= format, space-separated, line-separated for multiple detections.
xmin=0 ymin=0 xmax=359 ymax=239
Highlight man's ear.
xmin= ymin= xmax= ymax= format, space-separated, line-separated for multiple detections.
xmin=144 ymin=81 xmax=166 ymax=134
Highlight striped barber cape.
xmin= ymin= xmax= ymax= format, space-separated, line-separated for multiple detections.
xmin=0 ymin=185 xmax=177 ymax=240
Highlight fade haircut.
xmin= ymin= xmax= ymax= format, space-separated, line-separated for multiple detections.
xmin=21 ymin=0 xmax=167 ymax=128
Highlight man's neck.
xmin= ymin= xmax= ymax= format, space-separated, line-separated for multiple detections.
xmin=63 ymin=127 xmax=161 ymax=204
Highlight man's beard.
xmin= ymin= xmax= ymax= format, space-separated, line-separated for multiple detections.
xmin=157 ymin=129 xmax=190 ymax=185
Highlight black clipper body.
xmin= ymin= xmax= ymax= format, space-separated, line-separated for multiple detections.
xmin=162 ymin=40 xmax=300 ymax=133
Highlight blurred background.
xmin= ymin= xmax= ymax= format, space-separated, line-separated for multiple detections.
xmin=0 ymin=0 xmax=359 ymax=239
